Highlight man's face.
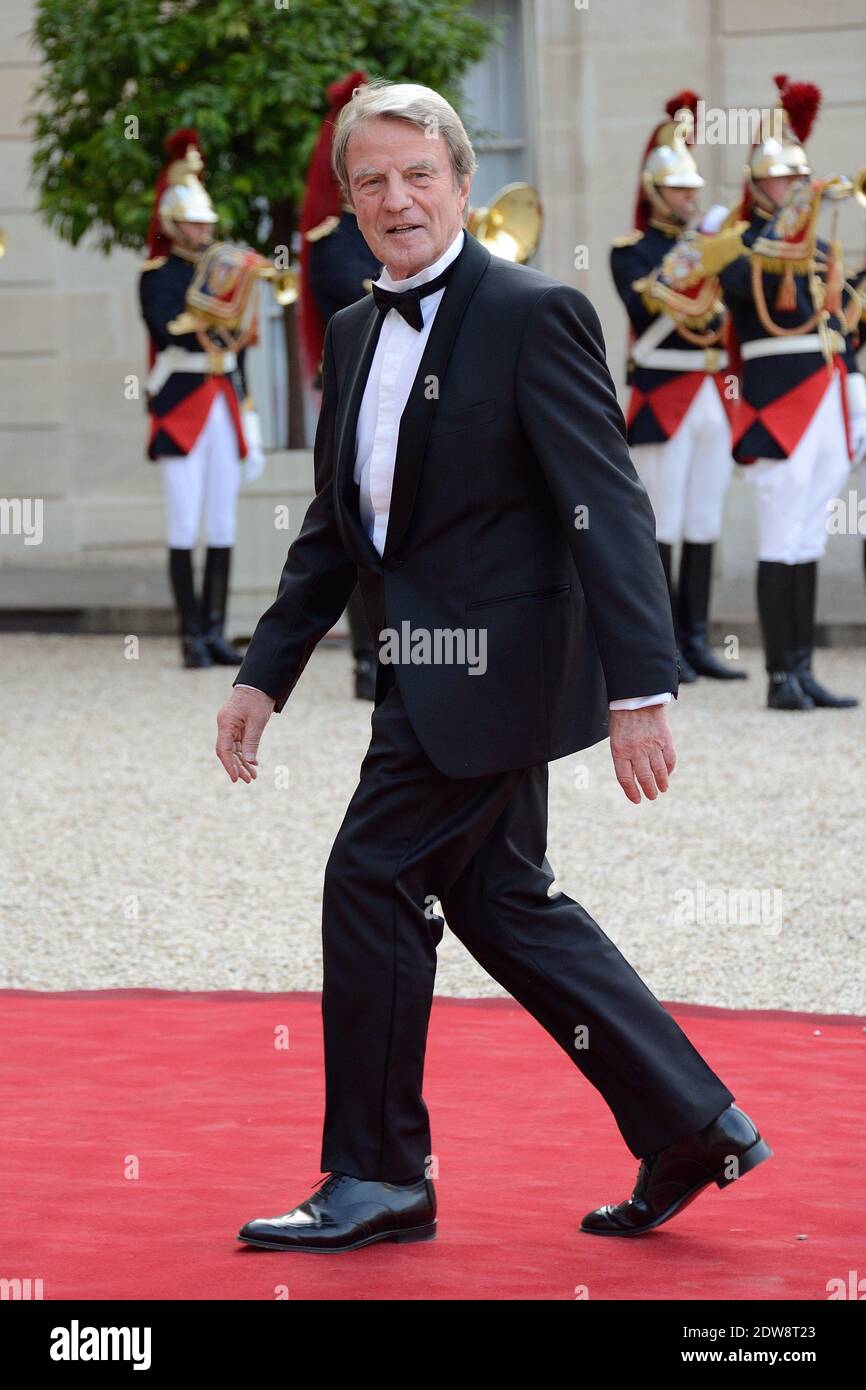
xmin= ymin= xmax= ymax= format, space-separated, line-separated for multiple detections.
xmin=660 ymin=185 xmax=700 ymax=221
xmin=345 ymin=116 xmax=471 ymax=278
xmin=755 ymin=174 xmax=802 ymax=208
xmin=176 ymin=220 xmax=214 ymax=248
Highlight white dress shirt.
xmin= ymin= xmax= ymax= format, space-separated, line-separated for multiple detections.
xmin=239 ymin=224 xmax=669 ymax=711
xmin=353 ymin=226 xmax=466 ymax=554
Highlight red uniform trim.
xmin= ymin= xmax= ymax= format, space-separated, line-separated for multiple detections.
xmin=644 ymin=371 xmax=705 ymax=438
xmin=730 ymin=399 xmax=758 ymax=449
xmin=835 ymin=357 xmax=853 ymax=461
xmin=152 ymin=378 xmax=248 ymax=458
xmin=759 ymin=365 xmax=836 ymax=457
xmin=625 ymin=387 xmax=646 ymax=430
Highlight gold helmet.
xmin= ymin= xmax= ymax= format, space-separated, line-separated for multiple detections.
xmin=147 ymin=129 xmax=218 ymax=258
xmin=636 ymin=92 xmax=705 ymax=231
xmin=158 ymin=146 xmax=218 ymax=242
xmin=745 ymin=75 xmax=819 ymax=216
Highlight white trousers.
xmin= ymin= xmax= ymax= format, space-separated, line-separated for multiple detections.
xmin=160 ymin=391 xmax=241 ymax=549
xmin=630 ymin=375 xmax=734 ymax=545
xmin=748 ymin=373 xmax=850 ymax=563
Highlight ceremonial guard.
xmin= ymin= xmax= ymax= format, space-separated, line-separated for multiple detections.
xmin=610 ymin=92 xmax=746 ymax=683
xmin=139 ymin=129 xmax=262 ymax=669
xmin=720 ymin=76 xmax=866 ymax=709
xmin=298 ymin=71 xmax=383 ymax=700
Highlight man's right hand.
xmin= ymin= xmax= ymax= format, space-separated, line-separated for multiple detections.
xmin=215 ymin=687 xmax=276 ymax=784
xmin=609 ymin=704 xmax=676 ymax=804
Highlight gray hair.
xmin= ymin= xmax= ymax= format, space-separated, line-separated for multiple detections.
xmin=332 ymin=79 xmax=478 ymax=204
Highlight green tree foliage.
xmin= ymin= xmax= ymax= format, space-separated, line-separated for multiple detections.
xmin=28 ymin=0 xmax=496 ymax=253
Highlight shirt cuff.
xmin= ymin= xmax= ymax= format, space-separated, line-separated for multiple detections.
xmin=608 ymin=692 xmax=672 ymax=710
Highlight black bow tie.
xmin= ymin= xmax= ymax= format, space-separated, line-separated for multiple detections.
xmin=370 ymin=259 xmax=457 ymax=330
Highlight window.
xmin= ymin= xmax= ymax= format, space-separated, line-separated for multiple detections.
xmin=461 ymin=0 xmax=532 ymax=205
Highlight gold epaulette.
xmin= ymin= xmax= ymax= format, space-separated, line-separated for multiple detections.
xmin=611 ymin=231 xmax=643 ymax=249
xmin=304 ymin=215 xmax=340 ymax=243
xmin=139 ymin=255 xmax=167 ymax=272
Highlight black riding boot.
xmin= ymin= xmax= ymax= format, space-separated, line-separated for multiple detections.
xmin=756 ymin=560 xmax=813 ymax=710
xmin=168 ymin=547 xmax=212 ymax=669
xmin=677 ymin=540 xmax=747 ymax=680
xmin=346 ymin=582 xmax=376 ymax=701
xmin=789 ymin=560 xmax=858 ymax=708
xmin=658 ymin=541 xmax=697 ymax=683
xmin=200 ymin=546 xmax=244 ymax=665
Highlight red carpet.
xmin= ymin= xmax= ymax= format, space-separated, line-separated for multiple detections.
xmin=1 ymin=989 xmax=862 ymax=1301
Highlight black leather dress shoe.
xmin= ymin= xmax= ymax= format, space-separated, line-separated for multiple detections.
xmin=580 ymin=1103 xmax=772 ymax=1237
xmin=237 ymin=1173 xmax=437 ymax=1253
xmin=204 ymin=625 xmax=245 ymax=665
xmin=767 ymin=671 xmax=814 ymax=711
xmin=681 ymin=636 xmax=748 ymax=680
xmin=182 ymin=634 xmax=213 ymax=669
xmin=790 ymin=654 xmax=859 ymax=708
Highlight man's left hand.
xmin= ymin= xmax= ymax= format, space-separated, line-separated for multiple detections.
xmin=609 ymin=705 xmax=676 ymax=804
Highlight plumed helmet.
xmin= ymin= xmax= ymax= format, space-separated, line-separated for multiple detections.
xmin=743 ymin=75 xmax=819 ymax=216
xmin=635 ymin=92 xmax=705 ymax=231
xmin=147 ymin=129 xmax=218 ymax=257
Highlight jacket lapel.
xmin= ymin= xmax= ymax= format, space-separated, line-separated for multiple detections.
xmin=333 ymin=230 xmax=491 ymax=570
xmin=333 ymin=309 xmax=386 ymax=571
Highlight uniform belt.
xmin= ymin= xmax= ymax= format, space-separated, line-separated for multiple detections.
xmin=146 ymin=347 xmax=237 ymax=397
xmin=629 ymin=347 xmax=729 ymax=372
xmin=741 ymin=332 xmax=844 ymax=360
xmin=630 ymin=311 xmax=677 ymax=363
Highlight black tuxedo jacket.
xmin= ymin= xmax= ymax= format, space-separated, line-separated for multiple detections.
xmin=234 ymin=230 xmax=678 ymax=778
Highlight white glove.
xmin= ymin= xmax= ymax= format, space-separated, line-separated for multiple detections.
xmin=850 ymin=414 xmax=866 ymax=470
xmin=846 ymin=374 xmax=866 ymax=470
xmin=241 ymin=405 xmax=266 ymax=485
xmin=698 ymin=203 xmax=731 ymax=235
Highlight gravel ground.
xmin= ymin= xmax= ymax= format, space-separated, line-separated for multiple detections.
xmin=1 ymin=632 xmax=864 ymax=1014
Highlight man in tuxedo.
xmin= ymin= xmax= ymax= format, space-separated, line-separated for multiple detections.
xmin=216 ymin=80 xmax=770 ymax=1252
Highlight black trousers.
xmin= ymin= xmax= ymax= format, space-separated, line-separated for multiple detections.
xmin=320 ymin=658 xmax=735 ymax=1181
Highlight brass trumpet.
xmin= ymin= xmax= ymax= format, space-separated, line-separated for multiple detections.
xmin=467 ymin=183 xmax=542 ymax=263
xmin=819 ymin=168 xmax=866 ymax=207
xmin=258 ymin=263 xmax=299 ymax=306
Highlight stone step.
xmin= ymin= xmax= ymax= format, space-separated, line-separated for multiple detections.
xmin=1 ymin=564 xmax=863 ymax=645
